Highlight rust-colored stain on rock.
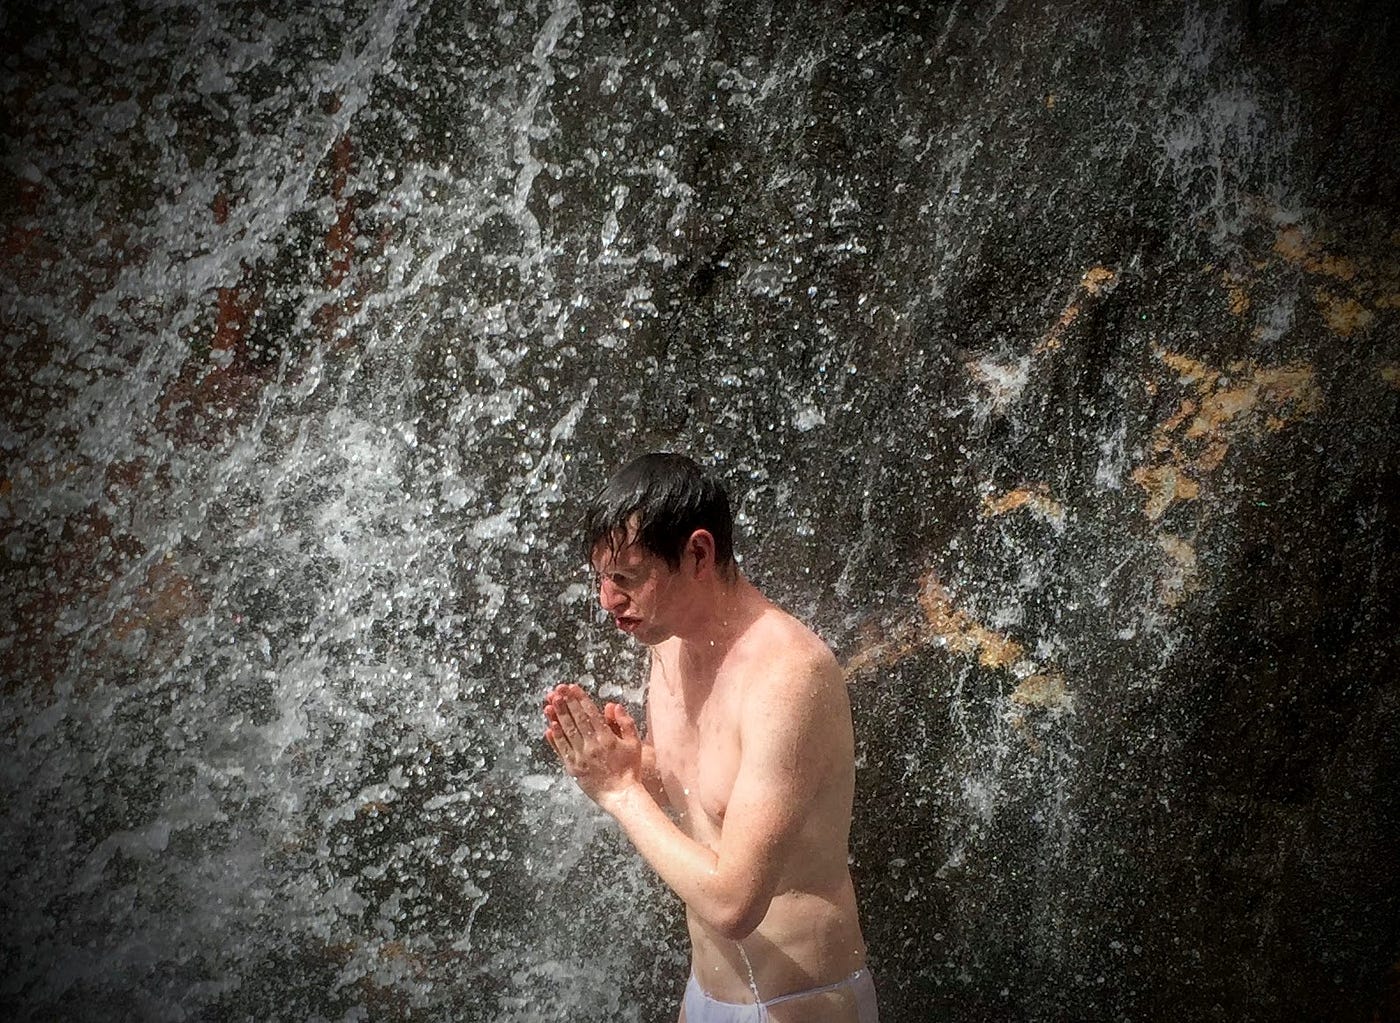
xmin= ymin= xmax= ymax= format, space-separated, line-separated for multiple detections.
xmin=1315 ymin=289 xmax=1375 ymax=336
xmin=1221 ymin=270 xmax=1251 ymax=316
xmin=1273 ymin=225 xmax=1360 ymax=282
xmin=1132 ymin=464 xmax=1201 ymax=521
xmin=1010 ymin=673 xmax=1073 ymax=713
xmin=844 ymin=570 xmax=1074 ymax=746
xmin=1134 ymin=351 xmax=1320 ymax=519
xmin=1082 ymin=266 xmax=1117 ymax=295
xmin=981 ymin=486 xmax=1066 ymax=526
xmin=1035 ymin=265 xmax=1119 ymax=354
xmin=916 ymin=573 xmax=1026 ymax=669
xmin=110 ymin=559 xmax=205 ymax=644
xmin=1270 ymin=224 xmax=1396 ymax=336
xmin=1157 ymin=534 xmax=1200 ymax=607
xmin=845 ymin=570 xmax=1029 ymax=678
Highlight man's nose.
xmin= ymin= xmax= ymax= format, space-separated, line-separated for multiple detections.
xmin=598 ymin=578 xmax=625 ymax=612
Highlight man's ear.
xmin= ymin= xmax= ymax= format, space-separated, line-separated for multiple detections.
xmin=686 ymin=529 xmax=716 ymax=577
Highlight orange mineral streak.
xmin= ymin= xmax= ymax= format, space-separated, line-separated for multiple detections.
xmin=1152 ymin=397 xmax=1199 ymax=449
xmin=325 ymin=133 xmax=356 ymax=290
xmin=209 ymin=194 xmax=254 ymax=353
xmin=154 ymin=191 xmax=273 ymax=446
xmin=917 ymin=574 xmax=1025 ymax=669
xmin=1380 ymin=365 xmax=1400 ymax=390
xmin=1157 ymin=534 xmax=1200 ymax=608
xmin=844 ymin=572 xmax=1072 ymax=752
xmin=842 ymin=617 xmax=927 ymax=679
xmin=1082 ymin=265 xmax=1117 ymax=296
xmin=1270 ymin=224 xmax=1399 ymax=336
xmin=980 ymin=486 xmax=1066 ymax=526
xmin=1035 ymin=265 xmax=1119 ymax=354
xmin=1133 ymin=351 xmax=1320 ymax=519
xmin=213 ymin=283 xmax=256 ymax=353
xmin=1221 ymin=270 xmax=1251 ymax=316
xmin=1131 ymin=464 xmax=1201 ymax=521
xmin=1314 ymin=289 xmax=1375 ymax=337
xmin=1010 ymin=673 xmax=1073 ymax=713
xmin=843 ymin=571 xmax=1030 ymax=679
xmin=1158 ymin=351 xmax=1219 ymax=389
xmin=109 ymin=559 xmax=205 ymax=644
xmin=1273 ymin=225 xmax=1359 ymax=283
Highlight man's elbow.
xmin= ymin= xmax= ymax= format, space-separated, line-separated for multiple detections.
xmin=710 ymin=893 xmax=771 ymax=942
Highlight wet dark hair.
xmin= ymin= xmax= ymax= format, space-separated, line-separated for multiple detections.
xmin=584 ymin=452 xmax=735 ymax=573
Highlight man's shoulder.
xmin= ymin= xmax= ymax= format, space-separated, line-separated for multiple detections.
xmin=736 ymin=610 xmax=851 ymax=771
xmin=741 ymin=607 xmax=841 ymax=693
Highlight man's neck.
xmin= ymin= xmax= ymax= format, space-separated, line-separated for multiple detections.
xmin=673 ymin=572 xmax=764 ymax=675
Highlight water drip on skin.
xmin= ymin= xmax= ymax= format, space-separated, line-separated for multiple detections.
xmin=736 ymin=941 xmax=764 ymax=1010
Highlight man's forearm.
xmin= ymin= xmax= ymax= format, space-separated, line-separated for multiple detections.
xmin=639 ymin=744 xmax=670 ymax=809
xmin=600 ymin=782 xmax=765 ymax=940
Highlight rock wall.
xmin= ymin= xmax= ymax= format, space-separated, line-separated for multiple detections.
xmin=2 ymin=1 xmax=1396 ymax=1020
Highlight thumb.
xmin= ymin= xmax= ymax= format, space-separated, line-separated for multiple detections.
xmin=603 ymin=702 xmax=623 ymax=737
xmin=614 ymin=705 xmax=640 ymax=742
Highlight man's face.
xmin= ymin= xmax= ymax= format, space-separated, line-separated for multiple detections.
xmin=590 ymin=532 xmax=684 ymax=646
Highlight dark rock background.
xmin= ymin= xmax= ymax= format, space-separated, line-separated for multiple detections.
xmin=2 ymin=1 xmax=1397 ymax=1020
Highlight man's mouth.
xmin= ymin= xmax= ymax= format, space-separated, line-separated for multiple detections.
xmin=614 ymin=616 xmax=641 ymax=633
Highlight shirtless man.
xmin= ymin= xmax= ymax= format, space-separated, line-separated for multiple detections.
xmin=543 ymin=453 xmax=878 ymax=1022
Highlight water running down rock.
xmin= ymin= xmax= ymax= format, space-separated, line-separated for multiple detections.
xmin=2 ymin=2 xmax=1397 ymax=1020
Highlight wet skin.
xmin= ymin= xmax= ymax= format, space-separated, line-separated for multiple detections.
xmin=543 ymin=532 xmax=870 ymax=1021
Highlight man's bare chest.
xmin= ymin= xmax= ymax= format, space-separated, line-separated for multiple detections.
xmin=647 ymin=674 xmax=742 ymax=830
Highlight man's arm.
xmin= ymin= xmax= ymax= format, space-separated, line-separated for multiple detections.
xmin=548 ymin=660 xmax=841 ymax=940
xmin=547 ymin=684 xmax=668 ymax=808
xmin=609 ymin=699 xmax=669 ymax=809
xmin=639 ymin=739 xmax=669 ymax=811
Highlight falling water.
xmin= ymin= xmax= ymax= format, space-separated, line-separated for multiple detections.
xmin=3 ymin=2 xmax=1397 ymax=1021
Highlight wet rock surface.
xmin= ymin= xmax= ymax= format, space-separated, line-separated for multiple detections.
xmin=2 ymin=2 xmax=1397 ymax=1020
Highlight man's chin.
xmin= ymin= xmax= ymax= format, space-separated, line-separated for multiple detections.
xmin=630 ymin=623 xmax=670 ymax=646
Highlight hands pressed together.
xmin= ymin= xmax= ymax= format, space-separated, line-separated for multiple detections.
xmin=543 ymin=683 xmax=644 ymax=809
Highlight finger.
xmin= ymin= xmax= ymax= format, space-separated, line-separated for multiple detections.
xmin=575 ymin=686 xmax=605 ymax=719
xmin=550 ymin=724 xmax=576 ymax=757
xmin=560 ymin=694 xmax=600 ymax=737
xmin=556 ymin=698 xmax=589 ymax=740
xmin=604 ymin=703 xmax=622 ymax=736
xmin=614 ymin=705 xmax=640 ymax=742
xmin=545 ymin=686 xmax=567 ymax=708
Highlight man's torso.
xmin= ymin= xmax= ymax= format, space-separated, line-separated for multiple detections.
xmin=646 ymin=604 xmax=868 ymax=1007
